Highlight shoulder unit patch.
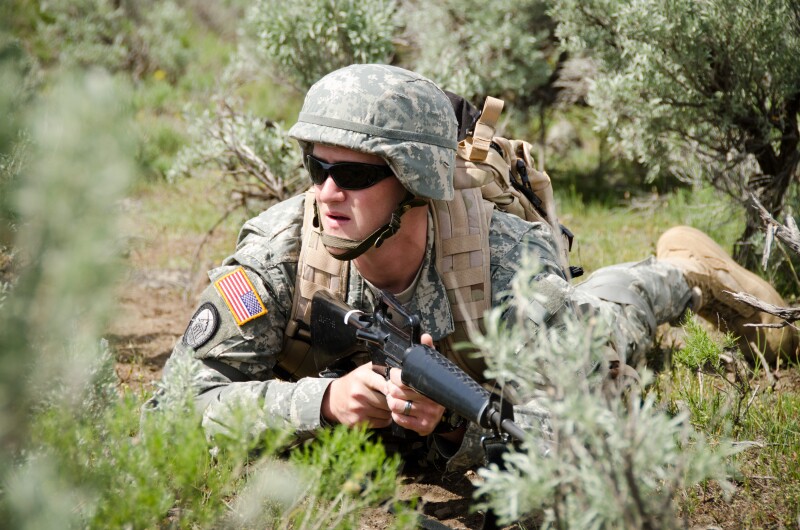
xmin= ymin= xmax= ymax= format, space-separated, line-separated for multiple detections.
xmin=214 ymin=266 xmax=268 ymax=326
xmin=183 ymin=302 xmax=220 ymax=349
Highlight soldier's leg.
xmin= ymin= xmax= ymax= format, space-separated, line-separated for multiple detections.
xmin=573 ymin=257 xmax=694 ymax=367
xmin=657 ymin=225 xmax=798 ymax=364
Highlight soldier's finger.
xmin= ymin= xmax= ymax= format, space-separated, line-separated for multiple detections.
xmin=391 ymin=407 xmax=441 ymax=436
xmin=387 ymin=367 xmax=411 ymax=390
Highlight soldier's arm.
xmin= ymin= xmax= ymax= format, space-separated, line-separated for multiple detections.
xmin=160 ymin=261 xmax=332 ymax=442
xmin=156 ymin=195 xmax=334 ymax=441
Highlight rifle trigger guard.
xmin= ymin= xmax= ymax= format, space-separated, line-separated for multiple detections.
xmin=343 ymin=309 xmax=363 ymax=325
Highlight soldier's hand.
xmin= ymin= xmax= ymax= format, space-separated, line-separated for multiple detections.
xmin=321 ymin=362 xmax=392 ymax=428
xmin=385 ymin=333 xmax=446 ymax=436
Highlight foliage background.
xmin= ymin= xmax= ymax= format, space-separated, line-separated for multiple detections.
xmin=1 ymin=0 xmax=799 ymax=527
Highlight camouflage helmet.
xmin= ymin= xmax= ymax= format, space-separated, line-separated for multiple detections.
xmin=288 ymin=64 xmax=457 ymax=201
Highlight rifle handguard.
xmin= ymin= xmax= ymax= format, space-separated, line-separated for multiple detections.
xmin=401 ymin=345 xmax=492 ymax=428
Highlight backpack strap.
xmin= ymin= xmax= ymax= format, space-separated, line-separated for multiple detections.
xmin=430 ymin=188 xmax=495 ymax=381
xmin=464 ymin=96 xmax=504 ymax=162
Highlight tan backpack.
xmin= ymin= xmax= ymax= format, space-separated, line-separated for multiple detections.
xmin=453 ymin=95 xmax=580 ymax=280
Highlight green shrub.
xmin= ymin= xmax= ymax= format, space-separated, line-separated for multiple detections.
xmin=552 ymin=0 xmax=800 ymax=272
xmin=169 ymin=96 xmax=306 ymax=205
xmin=472 ymin=255 xmax=733 ymax=528
xmin=247 ymin=0 xmax=397 ymax=92
xmin=674 ymin=315 xmax=736 ymax=372
xmin=36 ymin=0 xmax=192 ymax=81
xmin=399 ymin=0 xmax=554 ymax=108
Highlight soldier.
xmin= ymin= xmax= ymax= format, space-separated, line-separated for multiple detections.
xmin=157 ymin=63 xmax=796 ymax=469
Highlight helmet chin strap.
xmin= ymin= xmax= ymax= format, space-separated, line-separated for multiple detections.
xmin=313 ymin=194 xmax=427 ymax=261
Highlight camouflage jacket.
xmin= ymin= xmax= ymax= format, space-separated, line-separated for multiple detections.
xmin=161 ymin=192 xmax=571 ymax=465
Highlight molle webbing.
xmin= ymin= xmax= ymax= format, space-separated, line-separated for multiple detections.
xmin=280 ymin=191 xmax=495 ymax=381
xmin=432 ymin=189 xmax=492 ymax=322
xmin=431 ymin=188 xmax=495 ymax=381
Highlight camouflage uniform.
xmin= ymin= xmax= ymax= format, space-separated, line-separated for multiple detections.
xmin=157 ymin=64 xmax=694 ymax=470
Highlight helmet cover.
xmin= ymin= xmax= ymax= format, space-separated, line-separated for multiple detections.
xmin=288 ymin=64 xmax=457 ymax=200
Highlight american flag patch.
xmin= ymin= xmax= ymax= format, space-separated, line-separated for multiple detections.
xmin=214 ymin=267 xmax=267 ymax=326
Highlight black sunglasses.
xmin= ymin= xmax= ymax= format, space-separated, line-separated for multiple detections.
xmin=305 ymin=154 xmax=394 ymax=190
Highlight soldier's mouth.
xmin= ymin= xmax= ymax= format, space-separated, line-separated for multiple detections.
xmin=324 ymin=212 xmax=351 ymax=229
xmin=325 ymin=211 xmax=350 ymax=222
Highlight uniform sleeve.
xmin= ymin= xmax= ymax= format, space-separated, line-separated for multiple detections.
xmin=157 ymin=195 xmax=334 ymax=441
xmin=489 ymin=213 xmax=575 ymax=330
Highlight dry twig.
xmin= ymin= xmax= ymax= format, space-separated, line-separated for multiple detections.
xmin=749 ymin=193 xmax=800 ymax=260
xmin=726 ymin=290 xmax=800 ymax=324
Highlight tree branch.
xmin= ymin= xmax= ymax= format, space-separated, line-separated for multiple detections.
xmin=726 ymin=290 xmax=800 ymax=324
xmin=749 ymin=193 xmax=800 ymax=256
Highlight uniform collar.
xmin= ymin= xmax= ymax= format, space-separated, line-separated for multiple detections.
xmin=348 ymin=211 xmax=454 ymax=341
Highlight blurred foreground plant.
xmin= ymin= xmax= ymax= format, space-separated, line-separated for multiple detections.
xmin=0 ymin=59 xmax=412 ymax=528
xmin=0 ymin=66 xmax=135 ymax=457
xmin=472 ymin=255 xmax=734 ymax=528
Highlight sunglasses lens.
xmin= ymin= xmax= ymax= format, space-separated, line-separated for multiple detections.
xmin=306 ymin=156 xmax=392 ymax=190
xmin=306 ymin=156 xmax=329 ymax=185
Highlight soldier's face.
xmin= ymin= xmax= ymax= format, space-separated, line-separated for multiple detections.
xmin=312 ymin=144 xmax=408 ymax=250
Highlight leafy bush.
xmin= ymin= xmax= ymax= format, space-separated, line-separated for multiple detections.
xmin=169 ymin=95 xmax=306 ymax=206
xmin=247 ymin=0 xmax=398 ymax=92
xmin=551 ymin=0 xmax=800 ymax=270
xmin=400 ymin=0 xmax=555 ymax=109
xmin=472 ymin=256 xmax=733 ymax=528
xmin=36 ymin=0 xmax=192 ymax=81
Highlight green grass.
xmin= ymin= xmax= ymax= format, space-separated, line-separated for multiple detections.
xmin=653 ymin=315 xmax=800 ymax=527
xmin=22 ymin=378 xmax=410 ymax=528
xmin=129 ymin=175 xmax=250 ymax=269
xmin=558 ymin=183 xmax=745 ymax=276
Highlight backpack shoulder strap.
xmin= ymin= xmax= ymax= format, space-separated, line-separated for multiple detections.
xmin=430 ymin=188 xmax=494 ymax=381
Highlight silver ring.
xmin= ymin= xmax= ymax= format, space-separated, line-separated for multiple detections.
xmin=402 ymin=400 xmax=413 ymax=416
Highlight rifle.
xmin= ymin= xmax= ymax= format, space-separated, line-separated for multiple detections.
xmin=310 ymin=289 xmax=525 ymax=443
